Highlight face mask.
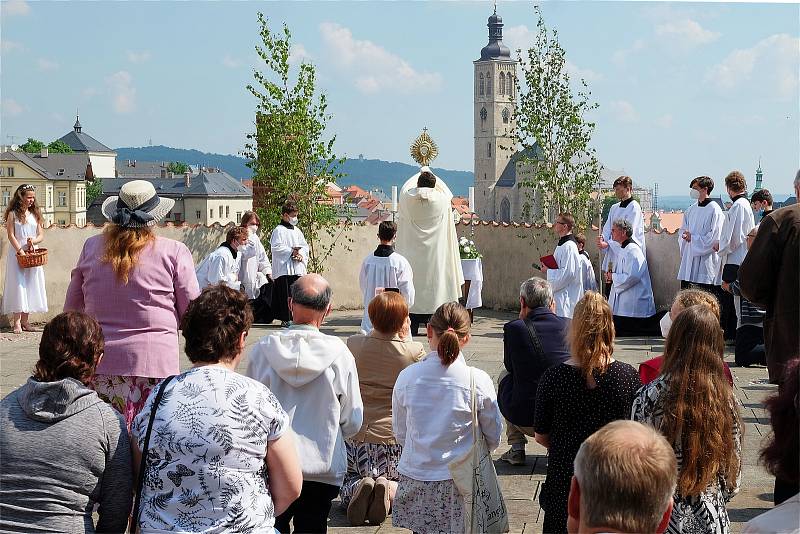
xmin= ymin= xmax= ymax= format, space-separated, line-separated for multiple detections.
xmin=288 ymin=216 xmax=299 ymax=226
xmin=689 ymin=189 xmax=700 ymax=200
xmin=248 ymin=224 xmax=258 ymax=235
xmin=659 ymin=313 xmax=672 ymax=338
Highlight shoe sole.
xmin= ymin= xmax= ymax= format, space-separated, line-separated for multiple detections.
xmin=347 ymin=480 xmax=374 ymax=526
xmin=367 ymin=479 xmax=389 ymax=525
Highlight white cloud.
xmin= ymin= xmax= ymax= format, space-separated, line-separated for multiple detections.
xmin=655 ymin=18 xmax=719 ymax=48
xmin=82 ymin=87 xmax=102 ymax=99
xmin=612 ymin=39 xmax=645 ymax=66
xmin=1 ymin=40 xmax=24 ymax=53
xmin=37 ymin=58 xmax=59 ymax=71
xmin=289 ymin=44 xmax=311 ymax=65
xmin=105 ymin=71 xmax=136 ymax=114
xmin=504 ymin=24 xmax=601 ymax=82
xmin=319 ymin=22 xmax=442 ymax=95
xmin=707 ymin=34 xmax=800 ymax=100
xmin=222 ymin=55 xmax=241 ymax=68
xmin=127 ymin=50 xmax=151 ymax=64
xmin=1 ymin=0 xmax=30 ymax=17
xmin=655 ymin=114 xmax=673 ymax=128
xmin=2 ymin=98 xmax=25 ymax=116
xmin=609 ymin=100 xmax=639 ymax=123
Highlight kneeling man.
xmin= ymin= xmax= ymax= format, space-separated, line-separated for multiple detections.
xmin=606 ymin=219 xmax=656 ymax=336
xmin=498 ymin=278 xmax=569 ymax=465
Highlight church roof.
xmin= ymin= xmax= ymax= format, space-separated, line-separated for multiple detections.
xmin=496 ymin=145 xmax=543 ymax=187
xmin=56 ymin=116 xmax=115 ymax=154
xmin=27 ymin=153 xmax=92 ymax=181
xmin=99 ymin=170 xmax=251 ymax=198
xmin=479 ymin=10 xmax=512 ymax=61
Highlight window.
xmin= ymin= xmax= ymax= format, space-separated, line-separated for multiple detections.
xmin=226 ymin=206 xmax=230 ymax=218
xmin=499 ymin=72 xmax=505 ymax=95
xmin=487 ymin=143 xmax=492 ymax=157
xmin=502 ymin=108 xmax=510 ymax=124
xmin=58 ymin=219 xmax=66 ymax=226
xmin=173 ymin=212 xmax=182 ymax=222
xmin=479 ymin=73 xmax=484 ymax=95
xmin=236 ymin=212 xmax=242 ymax=224
xmin=196 ymin=210 xmax=201 ymax=219
xmin=1 ymin=189 xmax=9 ymax=206
xmin=486 ymin=73 xmax=492 ymax=94
xmin=0 ymin=167 xmax=5 ymax=176
xmin=7 ymin=167 xmax=14 ymax=177
xmin=210 ymin=208 xmax=214 ymax=218
xmin=58 ymin=191 xmax=66 ymax=207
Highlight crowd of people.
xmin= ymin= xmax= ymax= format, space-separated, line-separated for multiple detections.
xmin=0 ymin=168 xmax=798 ymax=533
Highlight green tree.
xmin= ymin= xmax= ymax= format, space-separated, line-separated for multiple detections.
xmin=512 ymin=6 xmax=602 ymax=229
xmin=46 ymin=140 xmax=74 ymax=154
xmin=242 ymin=13 xmax=350 ymax=273
xmin=86 ymin=178 xmax=103 ymax=206
xmin=19 ymin=138 xmax=46 ymax=153
xmin=166 ymin=161 xmax=190 ymax=174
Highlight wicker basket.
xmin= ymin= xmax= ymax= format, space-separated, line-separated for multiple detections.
xmin=17 ymin=248 xmax=48 ymax=269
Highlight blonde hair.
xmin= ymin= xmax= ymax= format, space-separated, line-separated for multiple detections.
xmin=569 ymin=292 xmax=615 ymax=382
xmin=101 ymin=225 xmax=155 ymax=284
xmin=674 ymin=288 xmax=720 ymax=319
xmin=429 ymin=302 xmax=470 ymax=366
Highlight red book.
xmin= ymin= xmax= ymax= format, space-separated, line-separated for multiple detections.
xmin=540 ymin=255 xmax=559 ymax=269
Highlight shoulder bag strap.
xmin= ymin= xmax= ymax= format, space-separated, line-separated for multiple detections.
xmin=131 ymin=375 xmax=175 ymax=529
xmin=522 ymin=316 xmax=546 ymax=360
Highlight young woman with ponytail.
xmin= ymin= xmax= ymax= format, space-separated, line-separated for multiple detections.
xmin=391 ymin=301 xmax=502 ymax=532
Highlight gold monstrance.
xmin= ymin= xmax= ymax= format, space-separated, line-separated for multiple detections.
xmin=410 ymin=128 xmax=439 ymax=167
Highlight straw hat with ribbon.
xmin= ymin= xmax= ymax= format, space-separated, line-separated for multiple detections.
xmin=101 ymin=180 xmax=174 ymax=228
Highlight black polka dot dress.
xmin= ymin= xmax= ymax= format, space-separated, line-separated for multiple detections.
xmin=534 ymin=361 xmax=642 ymax=533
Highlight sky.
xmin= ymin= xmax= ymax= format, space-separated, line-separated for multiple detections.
xmin=1 ymin=0 xmax=798 ymax=196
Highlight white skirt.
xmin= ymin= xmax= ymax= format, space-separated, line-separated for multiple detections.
xmin=2 ymin=250 xmax=47 ymax=314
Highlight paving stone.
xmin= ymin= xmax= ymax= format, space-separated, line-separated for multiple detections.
xmin=0 ymin=310 xmax=776 ymax=532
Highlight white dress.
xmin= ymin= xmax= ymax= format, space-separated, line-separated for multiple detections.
xmin=2 ymin=212 xmax=48 ymax=314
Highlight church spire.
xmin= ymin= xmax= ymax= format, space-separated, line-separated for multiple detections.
xmin=480 ymin=7 xmax=511 ymax=60
xmin=74 ymin=112 xmax=82 ymax=133
xmin=754 ymin=158 xmax=764 ymax=191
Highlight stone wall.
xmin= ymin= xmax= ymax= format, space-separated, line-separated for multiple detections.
xmin=1 ymin=222 xmax=681 ymax=325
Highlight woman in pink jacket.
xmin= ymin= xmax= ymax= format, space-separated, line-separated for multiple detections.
xmin=65 ymin=180 xmax=199 ymax=428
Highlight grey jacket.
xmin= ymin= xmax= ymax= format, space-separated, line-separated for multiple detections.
xmin=0 ymin=377 xmax=133 ymax=533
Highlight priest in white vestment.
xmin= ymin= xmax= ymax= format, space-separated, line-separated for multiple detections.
xmin=270 ymin=201 xmax=309 ymax=323
xmin=606 ymin=219 xmax=656 ymax=335
xmin=677 ymin=176 xmax=724 ymax=291
xmin=713 ymin=171 xmax=755 ymax=338
xmin=359 ymin=221 xmax=415 ymax=333
xmin=196 ymin=226 xmax=251 ymax=290
xmin=598 ymin=176 xmax=647 ymax=295
xmin=542 ymin=213 xmax=583 ymax=319
xmin=395 ymin=167 xmax=463 ymax=333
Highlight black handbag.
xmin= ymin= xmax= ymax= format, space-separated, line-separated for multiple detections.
xmin=131 ymin=375 xmax=175 ymax=530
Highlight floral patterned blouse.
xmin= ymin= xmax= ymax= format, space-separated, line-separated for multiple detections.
xmin=631 ymin=375 xmax=742 ymax=534
xmin=132 ymin=366 xmax=288 ymax=532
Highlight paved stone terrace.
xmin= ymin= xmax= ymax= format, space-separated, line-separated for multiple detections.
xmin=0 ymin=310 xmax=776 ymax=533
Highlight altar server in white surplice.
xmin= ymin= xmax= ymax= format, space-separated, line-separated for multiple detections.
xmin=359 ymin=220 xmax=415 ymax=333
xmin=238 ymin=211 xmax=272 ymax=300
xmin=575 ymin=233 xmax=598 ymax=292
xmin=542 ymin=213 xmax=584 ymax=319
xmin=270 ymin=201 xmax=309 ymax=323
xmin=598 ymin=176 xmax=646 ymax=273
xmin=714 ymin=171 xmax=755 ymax=284
xmin=677 ymin=176 xmax=724 ymax=291
xmin=395 ymin=167 xmax=463 ymax=332
xmin=196 ymin=226 xmax=251 ymax=290
xmin=606 ymin=219 xmax=656 ymax=335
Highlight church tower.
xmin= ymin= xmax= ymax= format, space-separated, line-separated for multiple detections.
xmin=473 ymin=8 xmax=517 ymax=220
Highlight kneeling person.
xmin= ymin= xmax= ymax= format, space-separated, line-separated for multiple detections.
xmin=196 ymin=226 xmax=250 ymax=290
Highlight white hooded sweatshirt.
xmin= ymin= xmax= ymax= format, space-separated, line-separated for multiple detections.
xmin=245 ymin=324 xmax=363 ymax=486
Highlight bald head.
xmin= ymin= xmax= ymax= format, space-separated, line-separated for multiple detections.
xmin=570 ymin=420 xmax=677 ymax=534
xmin=290 ymin=274 xmax=331 ymax=312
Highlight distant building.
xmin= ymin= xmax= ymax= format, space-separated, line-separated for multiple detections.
xmin=0 ymin=149 xmax=89 ymax=226
xmin=56 ymin=116 xmax=117 ymax=178
xmin=88 ymin=166 xmax=252 ymax=226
